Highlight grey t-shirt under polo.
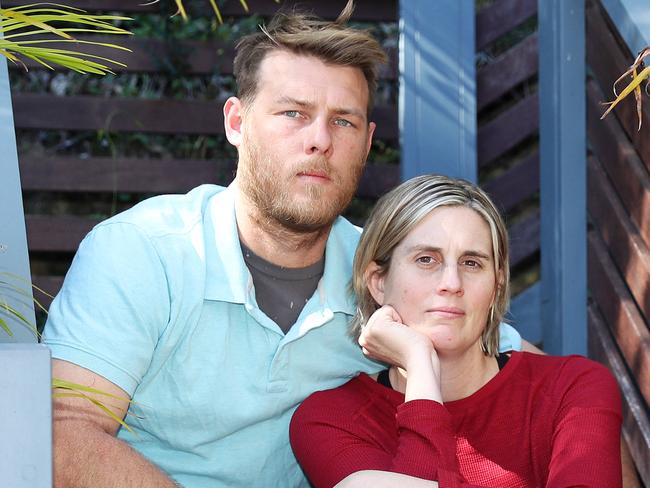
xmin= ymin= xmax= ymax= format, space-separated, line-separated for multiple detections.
xmin=241 ymin=243 xmax=325 ymax=334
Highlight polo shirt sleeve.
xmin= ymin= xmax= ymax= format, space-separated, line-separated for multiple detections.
xmin=42 ymin=222 xmax=171 ymax=396
xmin=498 ymin=322 xmax=522 ymax=352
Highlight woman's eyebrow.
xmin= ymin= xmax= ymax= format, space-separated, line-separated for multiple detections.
xmin=405 ymin=245 xmax=491 ymax=260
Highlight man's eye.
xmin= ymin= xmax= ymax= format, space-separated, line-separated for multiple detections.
xmin=283 ymin=111 xmax=300 ymax=118
xmin=334 ymin=118 xmax=353 ymax=127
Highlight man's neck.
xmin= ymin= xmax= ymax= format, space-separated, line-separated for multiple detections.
xmin=234 ymin=187 xmax=333 ymax=269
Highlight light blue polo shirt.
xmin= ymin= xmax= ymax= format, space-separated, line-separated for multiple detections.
xmin=43 ymin=184 xmax=522 ymax=487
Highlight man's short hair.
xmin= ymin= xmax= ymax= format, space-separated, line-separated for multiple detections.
xmin=233 ymin=0 xmax=387 ymax=115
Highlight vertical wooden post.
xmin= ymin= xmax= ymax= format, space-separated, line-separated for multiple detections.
xmin=538 ymin=0 xmax=586 ymax=355
xmin=0 ymin=24 xmax=36 ymax=343
xmin=399 ymin=0 xmax=477 ymax=182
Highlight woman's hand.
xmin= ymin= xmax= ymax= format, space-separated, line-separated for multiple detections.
xmin=359 ymin=306 xmax=432 ymax=369
xmin=359 ymin=306 xmax=442 ymax=403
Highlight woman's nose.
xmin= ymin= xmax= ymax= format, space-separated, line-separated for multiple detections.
xmin=437 ymin=264 xmax=463 ymax=295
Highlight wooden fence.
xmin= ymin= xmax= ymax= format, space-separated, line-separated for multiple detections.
xmin=6 ymin=0 xmax=650 ymax=482
xmin=6 ymin=0 xmax=542 ymax=313
xmin=585 ymin=0 xmax=650 ymax=485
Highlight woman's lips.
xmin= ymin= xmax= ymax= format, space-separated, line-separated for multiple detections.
xmin=428 ymin=307 xmax=465 ymax=318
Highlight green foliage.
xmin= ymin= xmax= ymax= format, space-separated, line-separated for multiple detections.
xmin=0 ymin=4 xmax=132 ymax=74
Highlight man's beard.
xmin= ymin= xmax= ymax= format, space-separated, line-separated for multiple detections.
xmin=238 ymin=134 xmax=365 ymax=233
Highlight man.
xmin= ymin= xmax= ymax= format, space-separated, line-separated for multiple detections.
xmin=43 ymin=2 xmax=524 ymax=487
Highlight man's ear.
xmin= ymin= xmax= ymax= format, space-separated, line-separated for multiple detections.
xmin=365 ymin=260 xmax=386 ymax=306
xmin=224 ymin=96 xmax=244 ymax=147
xmin=365 ymin=121 xmax=376 ymax=157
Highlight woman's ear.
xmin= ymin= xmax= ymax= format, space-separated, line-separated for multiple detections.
xmin=365 ymin=261 xmax=386 ymax=306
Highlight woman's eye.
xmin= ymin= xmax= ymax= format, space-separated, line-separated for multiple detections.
xmin=416 ymin=256 xmax=436 ymax=265
xmin=463 ymin=259 xmax=481 ymax=269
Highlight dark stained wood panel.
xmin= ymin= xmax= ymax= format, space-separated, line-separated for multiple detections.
xmin=509 ymin=211 xmax=539 ymax=268
xmin=8 ymin=36 xmax=398 ymax=80
xmin=475 ymin=0 xmax=537 ymax=50
xmin=587 ymin=81 xmax=650 ymax=248
xmin=25 ymin=215 xmax=99 ymax=253
xmin=588 ymin=156 xmax=650 ymax=321
xmin=20 ymin=157 xmax=232 ymax=193
xmin=588 ymin=304 xmax=650 ymax=487
xmin=1 ymin=0 xmax=398 ymax=21
xmin=483 ymin=149 xmax=539 ymax=214
xmin=478 ymin=93 xmax=539 ymax=168
xmin=586 ymin=0 xmax=650 ymax=173
xmin=19 ymin=156 xmax=398 ymax=199
xmin=12 ymin=94 xmax=398 ymax=140
xmin=588 ymin=230 xmax=650 ymax=406
xmin=477 ymin=33 xmax=538 ymax=111
xmin=31 ymin=276 xmax=64 ymax=310
xmin=1 ymin=0 xmax=159 ymax=12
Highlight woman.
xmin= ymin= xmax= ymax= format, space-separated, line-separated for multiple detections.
xmin=290 ymin=175 xmax=622 ymax=488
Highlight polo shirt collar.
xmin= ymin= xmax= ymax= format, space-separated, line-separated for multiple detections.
xmin=202 ymin=184 xmax=359 ymax=318
xmin=203 ymin=185 xmax=249 ymax=303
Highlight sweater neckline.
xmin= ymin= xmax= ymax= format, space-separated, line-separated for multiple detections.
xmin=358 ymin=351 xmax=524 ymax=407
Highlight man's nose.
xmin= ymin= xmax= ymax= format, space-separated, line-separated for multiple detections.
xmin=304 ymin=118 xmax=333 ymax=156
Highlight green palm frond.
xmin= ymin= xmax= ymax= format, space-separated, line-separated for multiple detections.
xmin=1 ymin=273 xmax=134 ymax=430
xmin=0 ymin=3 xmax=132 ymax=74
xmin=53 ymin=379 xmax=138 ymax=432
xmin=0 ymin=274 xmax=39 ymax=338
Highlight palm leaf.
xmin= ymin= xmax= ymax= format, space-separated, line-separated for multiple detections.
xmin=53 ymin=378 xmax=139 ymax=432
xmin=0 ymin=4 xmax=131 ymax=73
xmin=0 ymin=316 xmax=13 ymax=337
xmin=601 ymin=47 xmax=650 ymax=130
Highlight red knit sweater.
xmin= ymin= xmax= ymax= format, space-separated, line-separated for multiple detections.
xmin=290 ymin=352 xmax=622 ymax=488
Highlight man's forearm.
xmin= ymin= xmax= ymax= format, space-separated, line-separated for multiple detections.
xmin=53 ymin=420 xmax=178 ymax=488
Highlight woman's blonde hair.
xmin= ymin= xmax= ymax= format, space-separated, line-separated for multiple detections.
xmin=350 ymin=174 xmax=510 ymax=356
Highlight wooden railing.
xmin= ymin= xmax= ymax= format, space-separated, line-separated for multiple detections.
xmin=586 ymin=0 xmax=650 ymax=484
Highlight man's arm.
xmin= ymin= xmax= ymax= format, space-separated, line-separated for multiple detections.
xmin=52 ymin=359 xmax=178 ymax=488
xmin=521 ymin=339 xmax=544 ymax=354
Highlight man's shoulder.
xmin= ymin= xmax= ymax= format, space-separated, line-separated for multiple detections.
xmin=98 ymin=184 xmax=228 ymax=238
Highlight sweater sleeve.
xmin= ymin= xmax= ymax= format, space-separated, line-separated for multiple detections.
xmin=290 ymin=386 xmax=483 ymax=488
xmin=546 ymin=358 xmax=623 ymax=487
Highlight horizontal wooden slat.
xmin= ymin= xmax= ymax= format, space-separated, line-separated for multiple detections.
xmin=477 ymin=33 xmax=538 ymax=111
xmin=483 ymin=149 xmax=539 ymax=214
xmin=587 ymin=80 xmax=650 ymax=248
xmin=588 ymin=229 xmax=650 ymax=406
xmin=1 ymin=0 xmax=160 ymax=12
xmin=475 ymin=0 xmax=537 ymax=50
xmin=508 ymin=211 xmax=539 ymax=268
xmin=7 ymin=35 xmax=398 ymax=79
xmin=586 ymin=0 xmax=650 ymax=173
xmin=26 ymin=215 xmax=98 ymax=253
xmin=31 ymin=276 xmax=64 ymax=310
xmin=20 ymin=157 xmax=232 ymax=193
xmin=478 ymin=93 xmax=539 ymax=168
xmin=588 ymin=156 xmax=650 ymax=320
xmin=11 ymin=94 xmax=397 ymax=140
xmin=1 ymin=0 xmax=398 ymax=21
xmin=588 ymin=304 xmax=650 ymax=487
xmin=19 ymin=156 xmax=398 ymax=199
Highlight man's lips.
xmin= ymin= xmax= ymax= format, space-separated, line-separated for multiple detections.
xmin=297 ymin=170 xmax=331 ymax=181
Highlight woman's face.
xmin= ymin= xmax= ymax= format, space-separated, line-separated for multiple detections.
xmin=368 ymin=205 xmax=498 ymax=355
